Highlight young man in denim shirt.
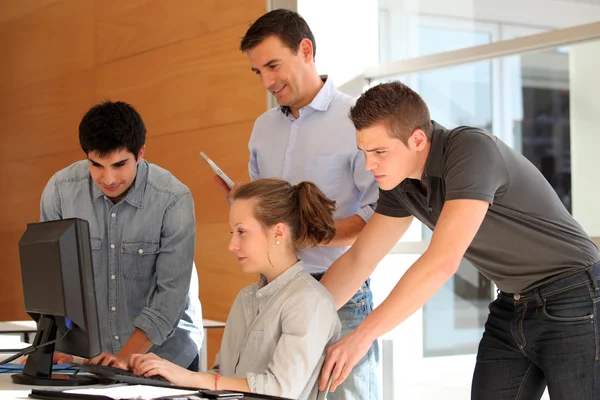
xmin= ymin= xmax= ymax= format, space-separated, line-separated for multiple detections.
xmin=215 ymin=9 xmax=380 ymax=400
xmin=40 ymin=101 xmax=203 ymax=370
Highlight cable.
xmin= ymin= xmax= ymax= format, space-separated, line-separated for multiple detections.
xmin=0 ymin=328 xmax=71 ymax=366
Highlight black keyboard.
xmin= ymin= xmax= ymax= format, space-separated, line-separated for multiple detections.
xmin=71 ymin=362 xmax=192 ymax=389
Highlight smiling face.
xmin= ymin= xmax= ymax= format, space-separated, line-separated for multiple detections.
xmin=88 ymin=146 xmax=144 ymax=202
xmin=357 ymin=123 xmax=429 ymax=191
xmin=245 ymin=35 xmax=315 ymax=111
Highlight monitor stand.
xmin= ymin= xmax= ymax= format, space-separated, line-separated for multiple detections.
xmin=11 ymin=315 xmax=99 ymax=386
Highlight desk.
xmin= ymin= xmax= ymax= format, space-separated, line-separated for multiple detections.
xmin=0 ymin=319 xmax=226 ymax=372
xmin=0 ymin=374 xmax=288 ymax=400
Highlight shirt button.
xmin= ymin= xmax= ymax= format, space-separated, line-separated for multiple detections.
xmin=114 ymin=335 xmax=119 ymax=340
xmin=138 ymin=249 xmax=144 ymax=255
xmin=110 ymin=244 xmax=115 ymax=249
xmin=111 ymin=274 xmax=116 ymax=280
xmin=257 ymin=293 xmax=262 ymax=298
xmin=427 ymin=207 xmax=433 ymax=212
xmin=111 ymin=306 xmax=116 ymax=311
xmin=514 ymin=294 xmax=521 ymax=301
xmin=111 ymin=212 xmax=116 ymax=218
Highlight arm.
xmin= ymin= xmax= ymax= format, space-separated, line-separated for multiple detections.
xmin=320 ymin=213 xmax=414 ymax=309
xmin=40 ymin=174 xmax=61 ymax=221
xmin=133 ymin=192 xmax=196 ymax=347
xmin=324 ymin=215 xmax=366 ymax=247
xmin=322 ymin=148 xmax=379 ymax=248
xmin=322 ymin=198 xmax=490 ymax=391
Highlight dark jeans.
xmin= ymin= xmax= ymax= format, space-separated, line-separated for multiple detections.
xmin=472 ymin=264 xmax=600 ymax=400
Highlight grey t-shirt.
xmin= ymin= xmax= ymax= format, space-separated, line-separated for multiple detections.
xmin=376 ymin=122 xmax=600 ymax=293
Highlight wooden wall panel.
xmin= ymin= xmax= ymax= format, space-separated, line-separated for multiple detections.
xmin=95 ymin=0 xmax=265 ymax=64
xmin=0 ymin=0 xmax=95 ymax=93
xmin=0 ymin=0 xmax=267 ymax=368
xmin=95 ymin=25 xmax=264 ymax=136
xmin=0 ymin=0 xmax=59 ymax=24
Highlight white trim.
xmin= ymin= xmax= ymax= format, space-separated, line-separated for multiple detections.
xmin=365 ymin=21 xmax=600 ymax=80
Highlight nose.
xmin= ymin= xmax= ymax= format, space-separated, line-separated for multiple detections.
xmin=228 ymin=235 xmax=239 ymax=252
xmin=101 ymin=169 xmax=116 ymax=185
xmin=262 ymin=72 xmax=276 ymax=90
xmin=364 ymin=153 xmax=376 ymax=171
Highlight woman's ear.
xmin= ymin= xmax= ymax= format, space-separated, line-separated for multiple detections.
xmin=273 ymin=222 xmax=288 ymax=245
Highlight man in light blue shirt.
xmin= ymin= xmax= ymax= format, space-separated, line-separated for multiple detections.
xmin=40 ymin=101 xmax=203 ymax=370
xmin=228 ymin=9 xmax=379 ymax=400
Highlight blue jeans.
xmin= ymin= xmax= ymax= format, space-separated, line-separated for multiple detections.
xmin=472 ymin=264 xmax=600 ymax=400
xmin=313 ymin=273 xmax=380 ymax=400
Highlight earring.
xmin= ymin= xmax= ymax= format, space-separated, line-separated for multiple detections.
xmin=276 ymin=241 xmax=280 ymax=245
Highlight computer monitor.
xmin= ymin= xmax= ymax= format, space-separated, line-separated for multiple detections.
xmin=11 ymin=218 xmax=102 ymax=386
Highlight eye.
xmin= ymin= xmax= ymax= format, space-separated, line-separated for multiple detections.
xmin=268 ymin=64 xmax=278 ymax=70
xmin=375 ymin=151 xmax=386 ymax=155
xmin=254 ymin=70 xmax=261 ymax=76
xmin=237 ymin=229 xmax=245 ymax=235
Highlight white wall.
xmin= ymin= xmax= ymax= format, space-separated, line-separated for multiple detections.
xmin=570 ymin=40 xmax=600 ymax=237
xmin=298 ymin=0 xmax=379 ymax=90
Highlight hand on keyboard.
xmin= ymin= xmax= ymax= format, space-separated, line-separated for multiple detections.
xmin=130 ymin=353 xmax=202 ymax=388
xmin=86 ymin=351 xmax=127 ymax=369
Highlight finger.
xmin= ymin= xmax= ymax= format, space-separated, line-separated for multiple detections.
xmin=88 ymin=354 xmax=103 ymax=365
xmin=100 ymin=356 xmax=115 ymax=367
xmin=129 ymin=354 xmax=143 ymax=369
xmin=319 ymin=352 xmax=335 ymax=390
xmin=329 ymin=358 xmax=346 ymax=393
xmin=332 ymin=363 xmax=353 ymax=392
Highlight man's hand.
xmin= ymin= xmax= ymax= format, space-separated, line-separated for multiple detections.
xmin=212 ymin=176 xmax=242 ymax=204
xmin=319 ymin=330 xmax=374 ymax=392
xmin=19 ymin=351 xmax=74 ymax=365
xmin=130 ymin=353 xmax=201 ymax=387
xmin=87 ymin=352 xmax=128 ymax=369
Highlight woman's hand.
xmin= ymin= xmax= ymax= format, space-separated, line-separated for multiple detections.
xmin=129 ymin=353 xmax=202 ymax=388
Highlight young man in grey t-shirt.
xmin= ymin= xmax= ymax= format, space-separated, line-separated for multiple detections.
xmin=318 ymin=82 xmax=600 ymax=399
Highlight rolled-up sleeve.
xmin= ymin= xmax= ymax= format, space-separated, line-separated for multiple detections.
xmin=133 ymin=192 xmax=196 ymax=345
xmin=351 ymin=149 xmax=378 ymax=222
xmin=246 ymin=295 xmax=339 ymax=398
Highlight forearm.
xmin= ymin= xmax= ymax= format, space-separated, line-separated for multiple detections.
xmin=117 ymin=329 xmax=153 ymax=358
xmin=355 ymin=250 xmax=458 ymax=341
xmin=324 ymin=215 xmax=366 ymax=247
xmin=320 ymin=249 xmax=374 ymax=309
xmin=194 ymin=372 xmax=251 ymax=392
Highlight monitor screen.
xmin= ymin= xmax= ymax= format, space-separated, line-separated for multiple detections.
xmin=13 ymin=218 xmax=101 ymax=386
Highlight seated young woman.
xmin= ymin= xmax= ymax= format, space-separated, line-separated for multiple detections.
xmin=129 ymin=178 xmax=342 ymax=399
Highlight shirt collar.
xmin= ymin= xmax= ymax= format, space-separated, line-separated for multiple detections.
xmin=421 ymin=120 xmax=446 ymax=180
xmin=91 ymin=159 xmax=148 ymax=208
xmin=255 ymin=261 xmax=304 ymax=298
xmin=279 ymin=75 xmax=335 ymax=116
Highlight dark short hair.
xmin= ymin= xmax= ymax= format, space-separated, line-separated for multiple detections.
xmin=79 ymin=100 xmax=146 ymax=159
xmin=350 ymin=82 xmax=433 ymax=143
xmin=240 ymin=9 xmax=316 ymax=58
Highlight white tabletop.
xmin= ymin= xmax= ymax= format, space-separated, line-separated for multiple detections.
xmin=0 ymin=373 xmax=100 ymax=399
xmin=0 ymin=322 xmax=37 ymax=333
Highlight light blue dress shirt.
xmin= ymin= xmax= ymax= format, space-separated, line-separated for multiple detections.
xmin=248 ymin=77 xmax=379 ymax=274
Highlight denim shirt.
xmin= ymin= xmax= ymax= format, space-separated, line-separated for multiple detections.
xmin=40 ymin=160 xmax=203 ymax=367
xmin=248 ymin=76 xmax=379 ymax=274
xmin=210 ymin=261 xmax=341 ymax=400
